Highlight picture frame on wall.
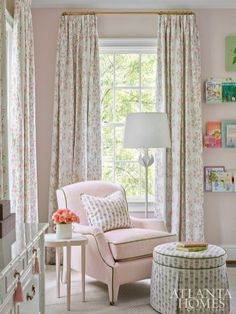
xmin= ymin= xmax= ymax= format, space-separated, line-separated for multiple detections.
xmin=204 ymin=166 xmax=225 ymax=192
xmin=222 ymin=120 xmax=236 ymax=148
xmin=225 ymin=36 xmax=236 ymax=72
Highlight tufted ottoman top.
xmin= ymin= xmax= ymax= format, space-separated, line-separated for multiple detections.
xmin=153 ymin=242 xmax=227 ymax=269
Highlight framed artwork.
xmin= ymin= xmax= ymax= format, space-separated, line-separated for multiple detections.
xmin=222 ymin=120 xmax=236 ymax=148
xmin=225 ymin=36 xmax=236 ymax=72
xmin=204 ymin=166 xmax=225 ymax=192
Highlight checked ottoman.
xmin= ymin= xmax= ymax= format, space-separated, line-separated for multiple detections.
xmin=150 ymin=243 xmax=230 ymax=314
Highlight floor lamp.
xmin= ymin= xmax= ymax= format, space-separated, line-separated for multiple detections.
xmin=123 ymin=112 xmax=171 ymax=218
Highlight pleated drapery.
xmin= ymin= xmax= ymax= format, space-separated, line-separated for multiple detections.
xmin=155 ymin=14 xmax=204 ymax=241
xmin=49 ymin=15 xmax=101 ymax=221
xmin=10 ymin=0 xmax=38 ymax=224
xmin=0 ymin=0 xmax=8 ymax=199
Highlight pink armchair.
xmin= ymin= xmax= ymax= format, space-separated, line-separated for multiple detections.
xmin=56 ymin=180 xmax=176 ymax=304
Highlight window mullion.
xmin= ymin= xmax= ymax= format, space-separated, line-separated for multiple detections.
xmin=138 ymin=53 xmax=142 ymax=198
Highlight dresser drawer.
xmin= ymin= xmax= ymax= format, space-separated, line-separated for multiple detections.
xmin=5 ymin=252 xmax=27 ymax=294
xmin=17 ymin=272 xmax=39 ymax=314
xmin=0 ymin=276 xmax=5 ymax=305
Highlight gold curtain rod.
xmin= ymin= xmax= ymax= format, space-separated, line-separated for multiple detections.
xmin=62 ymin=11 xmax=195 ymax=16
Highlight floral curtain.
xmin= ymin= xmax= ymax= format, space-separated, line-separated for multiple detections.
xmin=10 ymin=0 xmax=38 ymax=224
xmin=49 ymin=15 xmax=101 ymax=222
xmin=155 ymin=14 xmax=204 ymax=241
xmin=0 ymin=0 xmax=8 ymax=199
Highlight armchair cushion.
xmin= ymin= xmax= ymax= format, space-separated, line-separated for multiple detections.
xmin=130 ymin=217 xmax=168 ymax=232
xmin=105 ymin=228 xmax=177 ymax=261
xmin=81 ymin=191 xmax=131 ymax=232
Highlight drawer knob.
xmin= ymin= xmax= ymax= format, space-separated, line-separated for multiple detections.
xmin=14 ymin=271 xmax=21 ymax=279
xmin=26 ymin=285 xmax=36 ymax=301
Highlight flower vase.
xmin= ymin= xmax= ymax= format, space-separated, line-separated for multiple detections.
xmin=56 ymin=224 xmax=72 ymax=239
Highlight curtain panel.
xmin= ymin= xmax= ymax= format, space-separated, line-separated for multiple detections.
xmin=0 ymin=0 xmax=8 ymax=199
xmin=155 ymin=14 xmax=204 ymax=241
xmin=10 ymin=0 xmax=38 ymax=224
xmin=49 ymin=15 xmax=101 ymax=221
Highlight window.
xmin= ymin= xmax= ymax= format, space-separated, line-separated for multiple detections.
xmin=100 ymin=40 xmax=157 ymax=200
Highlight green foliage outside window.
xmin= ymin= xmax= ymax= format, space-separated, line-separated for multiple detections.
xmin=100 ymin=53 xmax=156 ymax=198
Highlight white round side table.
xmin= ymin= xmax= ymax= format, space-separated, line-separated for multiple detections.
xmin=45 ymin=233 xmax=88 ymax=311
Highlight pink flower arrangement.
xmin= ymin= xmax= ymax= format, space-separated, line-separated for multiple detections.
xmin=52 ymin=209 xmax=80 ymax=224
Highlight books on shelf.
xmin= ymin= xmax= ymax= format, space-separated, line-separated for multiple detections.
xmin=211 ymin=171 xmax=235 ymax=192
xmin=205 ymin=78 xmax=236 ymax=103
xmin=204 ymin=167 xmax=236 ymax=192
xmin=226 ymin=124 xmax=236 ymax=147
xmin=206 ymin=79 xmax=222 ymax=103
xmin=176 ymin=242 xmax=208 ymax=252
xmin=204 ymin=121 xmax=222 ymax=148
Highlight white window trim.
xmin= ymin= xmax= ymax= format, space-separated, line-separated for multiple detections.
xmin=100 ymin=38 xmax=157 ymax=212
xmin=99 ymin=38 xmax=157 ymax=53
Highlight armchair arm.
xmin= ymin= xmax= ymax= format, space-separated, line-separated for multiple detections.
xmin=130 ymin=216 xmax=168 ymax=232
xmin=73 ymin=224 xmax=115 ymax=267
xmin=72 ymin=223 xmax=95 ymax=235
xmin=92 ymin=228 xmax=115 ymax=267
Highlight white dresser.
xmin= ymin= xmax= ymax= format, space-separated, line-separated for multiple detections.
xmin=0 ymin=223 xmax=48 ymax=314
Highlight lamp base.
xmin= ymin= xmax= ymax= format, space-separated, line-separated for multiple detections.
xmin=138 ymin=149 xmax=154 ymax=218
xmin=138 ymin=149 xmax=154 ymax=167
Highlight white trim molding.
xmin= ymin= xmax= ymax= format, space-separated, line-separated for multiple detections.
xmin=99 ymin=38 xmax=157 ymax=53
xmin=32 ymin=0 xmax=236 ymax=9
xmin=221 ymin=245 xmax=236 ymax=261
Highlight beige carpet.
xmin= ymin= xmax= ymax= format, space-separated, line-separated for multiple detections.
xmin=45 ymin=266 xmax=236 ymax=314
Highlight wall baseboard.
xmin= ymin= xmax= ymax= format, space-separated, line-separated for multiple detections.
xmin=221 ymin=245 xmax=236 ymax=260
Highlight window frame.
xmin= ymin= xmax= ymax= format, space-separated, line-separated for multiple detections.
xmin=99 ymin=39 xmax=157 ymax=211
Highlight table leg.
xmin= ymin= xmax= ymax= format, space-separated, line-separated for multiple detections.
xmin=81 ymin=244 xmax=86 ymax=302
xmin=39 ymin=234 xmax=45 ymax=314
xmin=67 ymin=243 xmax=71 ymax=311
xmin=56 ymin=247 xmax=60 ymax=298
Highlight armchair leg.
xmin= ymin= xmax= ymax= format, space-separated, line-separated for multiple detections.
xmin=108 ymin=283 xmax=120 ymax=305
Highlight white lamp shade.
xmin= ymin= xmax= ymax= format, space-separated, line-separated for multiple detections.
xmin=123 ymin=112 xmax=171 ymax=149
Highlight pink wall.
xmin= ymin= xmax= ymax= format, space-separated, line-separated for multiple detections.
xmin=32 ymin=9 xmax=236 ymax=249
xmin=198 ymin=10 xmax=236 ymax=247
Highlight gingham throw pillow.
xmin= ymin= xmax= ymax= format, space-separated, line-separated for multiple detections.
xmin=81 ymin=191 xmax=131 ymax=232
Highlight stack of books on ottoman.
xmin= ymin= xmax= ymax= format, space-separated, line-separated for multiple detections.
xmin=0 ymin=200 xmax=15 ymax=238
xmin=176 ymin=242 xmax=208 ymax=252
